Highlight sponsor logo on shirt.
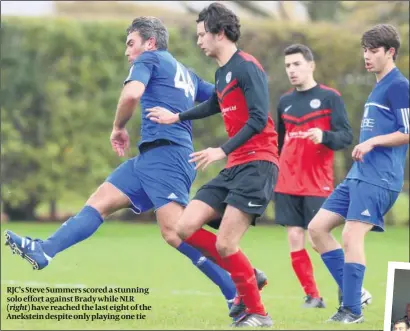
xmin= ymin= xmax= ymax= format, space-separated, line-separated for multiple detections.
xmin=287 ymin=131 xmax=308 ymax=139
xmin=221 ymin=105 xmax=237 ymax=113
xmin=361 ymin=105 xmax=375 ymax=130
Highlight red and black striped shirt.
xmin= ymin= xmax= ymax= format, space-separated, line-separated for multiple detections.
xmin=275 ymin=84 xmax=352 ymax=197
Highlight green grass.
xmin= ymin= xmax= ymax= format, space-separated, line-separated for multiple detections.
xmin=1 ymin=222 xmax=408 ymax=330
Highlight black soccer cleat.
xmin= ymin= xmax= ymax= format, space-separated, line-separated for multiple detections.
xmin=232 ymin=313 xmax=273 ymax=328
xmin=229 ymin=268 xmax=268 ymax=319
xmin=302 ymin=295 xmax=326 ymax=308
xmin=327 ymin=306 xmax=364 ymax=324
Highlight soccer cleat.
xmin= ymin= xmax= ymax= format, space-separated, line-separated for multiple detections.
xmin=229 ymin=268 xmax=268 ymax=319
xmin=4 ymin=230 xmax=52 ymax=270
xmin=327 ymin=306 xmax=364 ymax=324
xmin=233 ymin=313 xmax=273 ymax=328
xmin=338 ymin=287 xmax=373 ymax=308
xmin=302 ymin=295 xmax=326 ymax=308
xmin=360 ymin=288 xmax=372 ymax=308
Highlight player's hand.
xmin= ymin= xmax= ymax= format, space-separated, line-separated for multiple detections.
xmin=305 ymin=128 xmax=323 ymax=144
xmin=110 ymin=127 xmax=130 ymax=157
xmin=189 ymin=147 xmax=227 ymax=170
xmin=352 ymin=140 xmax=375 ymax=162
xmin=146 ymin=107 xmax=179 ymax=124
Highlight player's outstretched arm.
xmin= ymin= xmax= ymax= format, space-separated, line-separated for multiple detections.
xmin=191 ymin=62 xmax=270 ymax=171
xmin=146 ymin=91 xmax=221 ymax=124
xmin=306 ymin=93 xmax=353 ymax=150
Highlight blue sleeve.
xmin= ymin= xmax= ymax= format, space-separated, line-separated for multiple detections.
xmin=388 ymin=80 xmax=410 ymax=134
xmin=196 ymin=77 xmax=215 ymax=103
xmin=189 ymin=71 xmax=214 ymax=103
xmin=123 ymin=51 xmax=160 ymax=86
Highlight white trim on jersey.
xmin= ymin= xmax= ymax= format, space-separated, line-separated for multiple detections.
xmin=365 ymin=102 xmax=390 ymax=111
xmin=124 ymin=65 xmax=134 ymax=83
xmin=400 ymin=108 xmax=409 ymax=134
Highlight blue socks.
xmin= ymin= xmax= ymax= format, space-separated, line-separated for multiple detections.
xmin=321 ymin=249 xmax=365 ymax=315
xmin=343 ymin=263 xmax=365 ymax=315
xmin=321 ymin=248 xmax=345 ymax=291
xmin=39 ymin=208 xmax=237 ymax=310
xmin=177 ymin=242 xmax=236 ymax=308
xmin=41 ymin=205 xmax=103 ymax=257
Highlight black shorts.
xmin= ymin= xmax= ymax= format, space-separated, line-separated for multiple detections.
xmin=195 ymin=160 xmax=278 ymax=230
xmin=274 ymin=193 xmax=326 ymax=229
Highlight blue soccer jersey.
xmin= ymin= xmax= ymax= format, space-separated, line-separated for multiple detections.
xmin=124 ymin=50 xmax=214 ymax=150
xmin=347 ymin=68 xmax=409 ymax=192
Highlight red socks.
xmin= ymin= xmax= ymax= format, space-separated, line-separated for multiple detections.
xmin=291 ymin=249 xmax=320 ymax=298
xmin=223 ymin=250 xmax=266 ymax=315
xmin=185 ymin=228 xmax=266 ymax=315
xmin=185 ymin=228 xmax=226 ymax=268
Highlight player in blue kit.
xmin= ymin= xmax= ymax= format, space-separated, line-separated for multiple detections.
xmin=4 ymin=16 xmax=238 ymax=311
xmin=308 ymin=23 xmax=409 ymax=324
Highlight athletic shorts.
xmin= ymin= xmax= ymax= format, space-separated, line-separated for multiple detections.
xmin=274 ymin=193 xmax=326 ymax=229
xmin=106 ymin=140 xmax=196 ymax=213
xmin=321 ymin=178 xmax=399 ymax=232
xmin=195 ymin=160 xmax=278 ymax=229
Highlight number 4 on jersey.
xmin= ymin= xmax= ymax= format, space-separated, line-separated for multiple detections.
xmin=174 ymin=62 xmax=195 ymax=101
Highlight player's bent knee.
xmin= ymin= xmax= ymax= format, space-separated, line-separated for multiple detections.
xmin=307 ymin=224 xmax=323 ymax=244
xmin=215 ymin=237 xmax=236 ymax=258
xmin=175 ymin=220 xmax=191 ymax=240
xmin=341 ymin=224 xmax=360 ymax=252
xmin=160 ymin=228 xmax=182 ymax=248
xmin=308 ymin=238 xmax=319 ymax=253
xmin=85 ymin=182 xmax=130 ymax=219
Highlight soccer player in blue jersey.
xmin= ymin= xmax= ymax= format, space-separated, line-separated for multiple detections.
xmin=308 ymin=23 xmax=409 ymax=324
xmin=4 ymin=16 xmax=238 ymax=311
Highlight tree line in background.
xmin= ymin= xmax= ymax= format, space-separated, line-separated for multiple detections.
xmin=1 ymin=13 xmax=409 ymax=224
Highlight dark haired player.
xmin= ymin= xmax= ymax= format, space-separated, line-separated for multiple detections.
xmin=147 ymin=2 xmax=278 ymax=328
xmin=5 ymin=16 xmax=242 ymax=312
xmin=309 ymin=23 xmax=409 ymax=324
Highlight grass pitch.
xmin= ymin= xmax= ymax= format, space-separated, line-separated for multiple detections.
xmin=1 ymin=222 xmax=408 ymax=330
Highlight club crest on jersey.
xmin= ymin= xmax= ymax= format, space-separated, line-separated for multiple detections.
xmin=310 ymin=99 xmax=321 ymax=109
xmin=226 ymin=72 xmax=232 ymax=83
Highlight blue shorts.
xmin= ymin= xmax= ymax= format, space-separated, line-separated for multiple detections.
xmin=321 ymin=179 xmax=399 ymax=232
xmin=106 ymin=144 xmax=195 ymax=213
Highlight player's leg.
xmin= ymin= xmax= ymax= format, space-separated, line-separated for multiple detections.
xmin=5 ymin=158 xmax=142 ymax=270
xmin=217 ymin=161 xmax=276 ymax=327
xmin=137 ymin=144 xmax=237 ymax=309
xmin=176 ymin=169 xmax=232 ymax=268
xmin=299 ymin=196 xmax=328 ymax=307
xmin=275 ymin=193 xmax=323 ymax=307
xmin=154 ymin=201 xmax=236 ymax=310
xmin=337 ymin=179 xmax=399 ymax=323
xmin=308 ymin=181 xmax=348 ymax=293
xmin=216 ymin=206 xmax=271 ymax=323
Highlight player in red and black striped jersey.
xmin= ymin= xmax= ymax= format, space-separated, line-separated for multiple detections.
xmin=274 ymin=44 xmax=353 ymax=308
xmin=146 ymin=3 xmax=276 ymax=327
